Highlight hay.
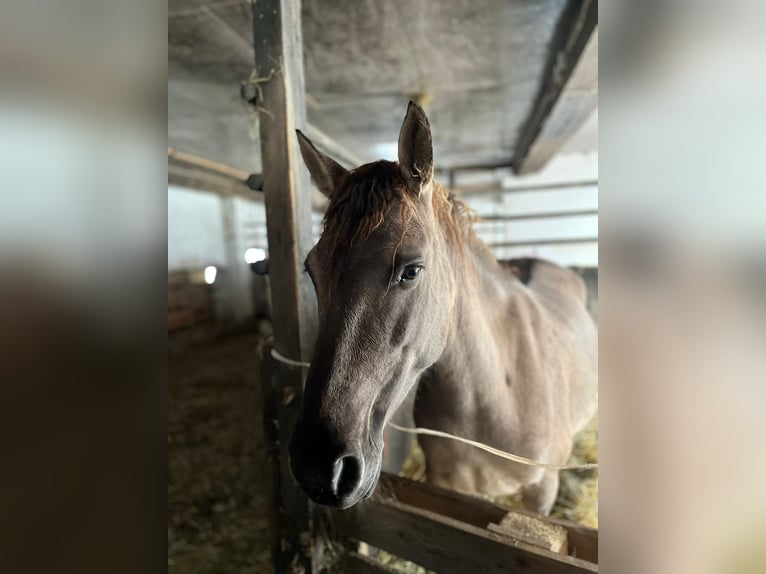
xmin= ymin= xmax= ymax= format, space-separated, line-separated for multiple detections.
xmin=371 ymin=549 xmax=431 ymax=574
xmin=488 ymin=513 xmax=569 ymax=553
xmin=399 ymin=415 xmax=599 ymax=527
xmin=551 ymin=416 xmax=599 ymax=527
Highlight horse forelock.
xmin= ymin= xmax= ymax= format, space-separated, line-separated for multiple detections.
xmin=321 ymin=160 xmax=473 ymax=258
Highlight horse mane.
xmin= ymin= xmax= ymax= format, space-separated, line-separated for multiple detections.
xmin=322 ymin=160 xmax=476 ymax=253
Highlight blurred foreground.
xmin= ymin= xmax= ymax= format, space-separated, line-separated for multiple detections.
xmin=0 ymin=0 xmax=764 ymax=573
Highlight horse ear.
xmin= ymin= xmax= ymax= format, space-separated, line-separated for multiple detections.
xmin=296 ymin=130 xmax=348 ymax=199
xmin=398 ymin=101 xmax=434 ymax=195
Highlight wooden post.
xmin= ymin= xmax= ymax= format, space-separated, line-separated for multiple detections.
xmin=252 ymin=0 xmax=320 ymax=572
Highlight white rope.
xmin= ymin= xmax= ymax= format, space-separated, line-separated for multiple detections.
xmin=387 ymin=422 xmax=598 ymax=471
xmin=269 ymin=349 xmax=598 ymax=471
xmin=271 ymin=348 xmax=311 ymax=368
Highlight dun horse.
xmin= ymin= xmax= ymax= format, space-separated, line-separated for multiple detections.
xmin=288 ymin=102 xmax=597 ymax=512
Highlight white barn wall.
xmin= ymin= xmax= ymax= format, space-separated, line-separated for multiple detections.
xmin=491 ymin=242 xmax=598 ymax=267
xmin=168 ymin=185 xmax=270 ymax=323
xmin=168 ymin=186 xmax=227 ymax=271
xmin=473 ymin=214 xmax=598 ymax=242
xmin=462 ymin=183 xmax=598 ymax=267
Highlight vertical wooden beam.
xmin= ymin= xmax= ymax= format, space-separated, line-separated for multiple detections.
xmin=511 ymin=0 xmax=598 ymax=175
xmin=252 ymin=0 xmax=319 ymax=572
xmin=252 ymin=0 xmax=316 ymax=360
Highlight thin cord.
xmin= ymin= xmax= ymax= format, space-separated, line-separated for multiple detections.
xmin=269 ymin=349 xmax=598 ymax=471
xmin=271 ymin=348 xmax=311 ymax=368
xmin=388 ymin=422 xmax=598 ymax=471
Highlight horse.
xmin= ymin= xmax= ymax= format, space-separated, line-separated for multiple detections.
xmin=287 ymin=102 xmax=598 ymax=513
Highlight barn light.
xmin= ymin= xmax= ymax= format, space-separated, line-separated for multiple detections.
xmin=244 ymin=247 xmax=266 ymax=263
xmin=204 ymin=266 xmax=217 ymax=284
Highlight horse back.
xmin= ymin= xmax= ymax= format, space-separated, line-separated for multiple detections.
xmin=502 ymin=258 xmax=587 ymax=305
xmin=502 ymin=257 xmax=597 ymax=435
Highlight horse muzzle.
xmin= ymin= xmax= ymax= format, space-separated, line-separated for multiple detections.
xmin=288 ymin=429 xmax=381 ymax=509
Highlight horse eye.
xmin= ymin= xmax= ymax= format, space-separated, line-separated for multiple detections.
xmin=401 ymin=266 xmax=423 ymax=282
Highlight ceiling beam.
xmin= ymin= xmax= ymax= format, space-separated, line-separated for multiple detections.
xmin=168 ymin=147 xmax=250 ymax=181
xmin=304 ymin=124 xmax=364 ymax=168
xmin=511 ymin=0 xmax=598 ymax=175
xmin=167 ymin=162 xmax=254 ymax=199
xmin=167 ymin=147 xmax=257 ymax=199
xmin=168 ymin=148 xmax=331 ymax=212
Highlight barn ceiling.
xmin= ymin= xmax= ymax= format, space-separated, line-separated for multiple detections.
xmin=169 ymin=0 xmax=597 ymax=180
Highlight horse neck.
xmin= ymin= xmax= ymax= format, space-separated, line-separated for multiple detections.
xmin=436 ymin=223 xmax=508 ymax=375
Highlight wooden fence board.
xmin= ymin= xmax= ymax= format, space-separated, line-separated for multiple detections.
xmin=374 ymin=473 xmax=598 ymax=564
xmin=331 ymin=490 xmax=597 ymax=573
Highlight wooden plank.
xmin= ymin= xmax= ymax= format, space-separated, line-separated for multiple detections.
xmin=375 ymin=473 xmax=598 ymax=564
xmin=252 ymin=0 xmax=316 ymax=359
xmin=331 ymin=495 xmax=597 ymax=574
xmin=475 ymin=209 xmax=598 ymax=222
xmin=512 ymin=0 xmax=598 ymax=175
xmin=252 ymin=0 xmax=319 ymax=573
xmin=305 ymin=124 xmax=364 ymax=169
xmin=454 ymin=180 xmax=598 ymax=197
xmin=168 ymin=147 xmax=250 ymax=181
xmin=168 ymin=162 xmax=253 ymax=199
xmin=342 ymin=552 xmax=400 ymax=574
xmin=488 ymin=237 xmax=598 ymax=249
xmin=375 ymin=472 xmax=506 ymax=528
xmin=167 ymin=147 xmax=256 ymax=198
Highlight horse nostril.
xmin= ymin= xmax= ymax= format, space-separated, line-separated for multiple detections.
xmin=330 ymin=454 xmax=362 ymax=499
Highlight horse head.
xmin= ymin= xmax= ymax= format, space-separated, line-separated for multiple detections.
xmin=287 ymin=103 xmax=457 ymax=508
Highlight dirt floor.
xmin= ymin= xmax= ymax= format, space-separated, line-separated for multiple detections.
xmin=168 ymin=333 xmax=271 ymax=574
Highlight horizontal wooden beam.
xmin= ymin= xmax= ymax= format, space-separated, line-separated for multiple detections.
xmin=475 ymin=209 xmax=598 ymax=223
xmin=169 ymin=165 xmax=334 ymax=215
xmin=511 ymin=0 xmax=598 ymax=175
xmin=489 ymin=237 xmax=598 ymax=249
xmin=305 ymin=124 xmax=364 ymax=169
xmin=435 ymin=159 xmax=515 ymax=173
xmin=455 ymin=179 xmax=598 ymax=196
xmin=168 ymin=162 xmax=254 ymax=199
xmin=332 ymin=500 xmax=595 ymax=574
xmin=371 ymin=474 xmax=598 ymax=564
xmin=167 ymin=146 xmax=260 ymax=200
xmin=330 ymin=473 xmax=598 ymax=574
xmin=168 ymin=147 xmax=250 ymax=181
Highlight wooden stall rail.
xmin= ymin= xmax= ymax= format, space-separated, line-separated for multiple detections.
xmin=329 ymin=473 xmax=598 ymax=574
